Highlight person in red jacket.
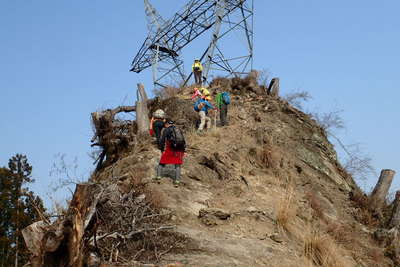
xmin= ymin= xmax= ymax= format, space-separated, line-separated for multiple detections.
xmin=154 ymin=119 xmax=185 ymax=186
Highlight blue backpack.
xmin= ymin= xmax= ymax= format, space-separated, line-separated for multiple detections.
xmin=194 ymin=99 xmax=202 ymax=112
xmin=222 ymin=92 xmax=231 ymax=105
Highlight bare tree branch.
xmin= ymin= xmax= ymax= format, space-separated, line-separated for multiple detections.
xmin=284 ymin=90 xmax=312 ymax=110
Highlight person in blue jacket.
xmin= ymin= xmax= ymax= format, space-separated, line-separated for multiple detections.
xmin=194 ymin=98 xmax=214 ymax=131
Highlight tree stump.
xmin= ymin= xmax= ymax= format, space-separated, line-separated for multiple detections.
xmin=389 ymin=191 xmax=400 ymax=228
xmin=370 ymin=169 xmax=396 ymax=210
xmin=267 ymin=78 xmax=280 ymax=97
xmin=136 ymin=83 xmax=150 ymax=136
xmin=22 ymin=184 xmax=99 ymax=267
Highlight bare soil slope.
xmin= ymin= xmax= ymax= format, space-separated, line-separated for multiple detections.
xmin=25 ymin=82 xmax=396 ymax=267
xmin=90 ymin=91 xmax=391 ymax=266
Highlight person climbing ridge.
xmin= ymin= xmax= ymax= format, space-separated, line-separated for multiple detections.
xmin=194 ymin=97 xmax=214 ymax=132
xmin=154 ymin=119 xmax=186 ymax=186
xmin=215 ymin=90 xmax=231 ymax=126
xmin=149 ymin=109 xmax=166 ymax=145
xmin=192 ymin=59 xmax=203 ymax=86
xmin=191 ymin=87 xmax=202 ymax=101
xmin=199 ymin=87 xmax=211 ymax=101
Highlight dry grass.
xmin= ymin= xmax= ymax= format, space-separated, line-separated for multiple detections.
xmin=126 ymin=167 xmax=166 ymax=209
xmin=260 ymin=144 xmax=281 ymax=170
xmin=261 ymin=145 xmax=273 ymax=168
xmin=305 ymin=191 xmax=325 ymax=219
xmin=368 ymin=247 xmax=384 ymax=264
xmin=325 ymin=222 xmax=355 ymax=246
xmin=129 ymin=167 xmax=147 ymax=187
xmin=209 ymin=76 xmax=231 ymax=90
xmin=228 ymin=102 xmax=241 ymax=122
xmin=303 ymin=229 xmax=353 ymax=267
xmin=350 ymin=189 xmax=379 ymax=227
xmin=144 ymin=187 xmax=166 ymax=209
xmin=152 ymin=86 xmax=182 ymax=99
xmin=185 ymin=118 xmax=221 ymax=144
xmin=208 ymin=127 xmax=221 ymax=138
xmin=185 ymin=126 xmax=200 ymax=146
xmin=276 ymin=185 xmax=297 ymax=233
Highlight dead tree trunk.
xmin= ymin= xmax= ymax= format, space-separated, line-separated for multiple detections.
xmin=91 ymin=106 xmax=137 ymax=170
xmin=22 ymin=184 xmax=98 ymax=267
xmin=267 ymin=77 xmax=280 ymax=97
xmin=136 ymin=83 xmax=150 ymax=136
xmin=389 ymin=191 xmax=400 ymax=228
xmin=370 ymin=169 xmax=396 ymax=210
xmin=66 ymin=184 xmax=97 ymax=267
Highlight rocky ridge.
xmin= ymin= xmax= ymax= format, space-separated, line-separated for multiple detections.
xmin=22 ymin=78 xmax=397 ymax=267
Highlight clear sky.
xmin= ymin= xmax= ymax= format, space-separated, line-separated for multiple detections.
xmin=1 ymin=0 xmax=399 ymax=207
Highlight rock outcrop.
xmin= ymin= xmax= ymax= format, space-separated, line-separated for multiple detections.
xmin=23 ymin=77 xmax=398 ymax=266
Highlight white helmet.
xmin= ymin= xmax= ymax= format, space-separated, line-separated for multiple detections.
xmin=153 ymin=109 xmax=166 ymax=119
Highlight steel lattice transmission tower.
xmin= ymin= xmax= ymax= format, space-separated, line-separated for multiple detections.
xmin=130 ymin=0 xmax=254 ymax=88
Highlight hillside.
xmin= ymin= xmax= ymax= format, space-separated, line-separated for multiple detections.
xmin=22 ymin=76 xmax=398 ymax=267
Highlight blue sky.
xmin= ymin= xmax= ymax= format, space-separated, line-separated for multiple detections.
xmin=1 ymin=0 xmax=399 ymax=207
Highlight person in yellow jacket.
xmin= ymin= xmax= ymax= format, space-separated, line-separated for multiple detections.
xmin=200 ymin=87 xmax=211 ymax=101
xmin=192 ymin=59 xmax=203 ymax=85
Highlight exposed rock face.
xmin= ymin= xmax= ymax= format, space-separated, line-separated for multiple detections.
xmin=23 ymin=80 xmax=396 ymax=266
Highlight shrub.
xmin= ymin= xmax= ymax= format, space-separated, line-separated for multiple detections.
xmin=312 ymin=110 xmax=345 ymax=132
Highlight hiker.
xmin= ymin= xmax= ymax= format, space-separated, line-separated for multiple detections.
xmin=192 ymin=59 xmax=203 ymax=85
xmin=191 ymin=87 xmax=201 ymax=101
xmin=194 ymin=98 xmax=214 ymax=131
xmin=155 ymin=119 xmax=186 ymax=186
xmin=149 ymin=109 xmax=166 ymax=145
xmin=215 ymin=90 xmax=231 ymax=126
xmin=199 ymin=87 xmax=211 ymax=101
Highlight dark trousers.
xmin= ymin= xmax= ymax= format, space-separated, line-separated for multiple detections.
xmin=153 ymin=120 xmax=164 ymax=145
xmin=220 ymin=103 xmax=228 ymax=126
xmin=194 ymin=70 xmax=202 ymax=85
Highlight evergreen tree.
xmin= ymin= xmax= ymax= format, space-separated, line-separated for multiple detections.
xmin=0 ymin=154 xmax=46 ymax=267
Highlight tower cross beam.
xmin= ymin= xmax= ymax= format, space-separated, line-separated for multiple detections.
xmin=131 ymin=0 xmax=254 ymax=89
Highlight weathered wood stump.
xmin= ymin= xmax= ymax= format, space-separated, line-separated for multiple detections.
xmin=267 ymin=77 xmax=280 ymax=97
xmin=136 ymin=83 xmax=150 ymax=136
xmin=22 ymin=184 xmax=99 ymax=267
xmin=370 ymin=169 xmax=396 ymax=210
xmin=389 ymin=191 xmax=400 ymax=228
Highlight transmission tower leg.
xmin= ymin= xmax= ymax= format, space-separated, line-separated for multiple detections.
xmin=172 ymin=57 xmax=186 ymax=87
xmin=152 ymin=45 xmax=160 ymax=89
xmin=240 ymin=0 xmax=254 ymax=70
xmin=203 ymin=0 xmax=225 ymax=82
